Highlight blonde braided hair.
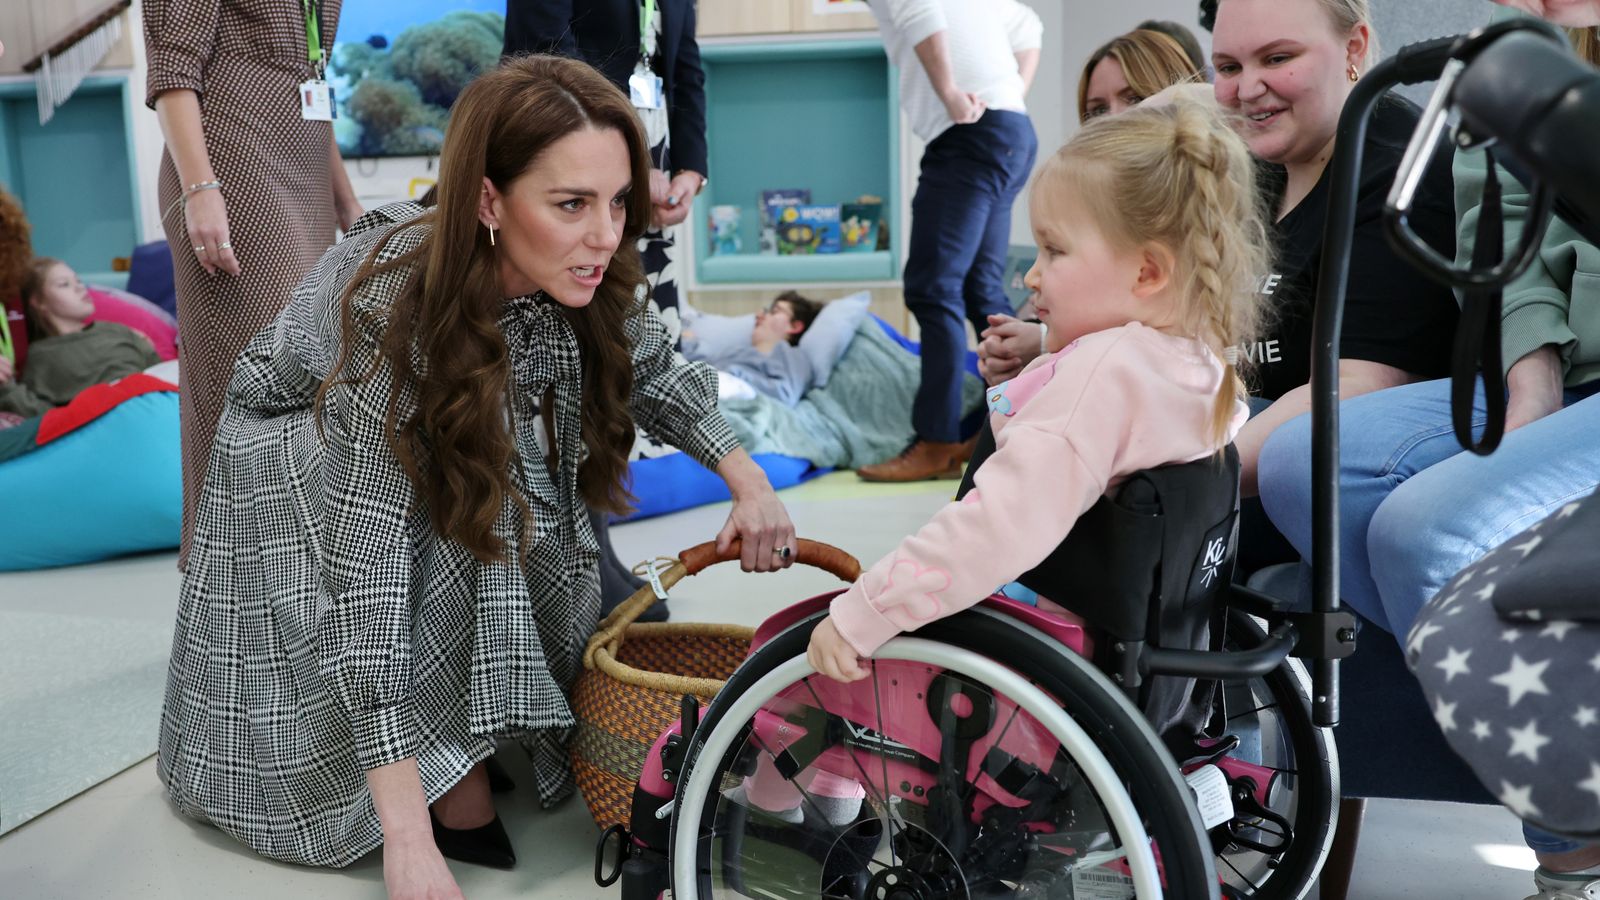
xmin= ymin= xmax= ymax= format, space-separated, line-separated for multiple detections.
xmin=1034 ymin=96 xmax=1271 ymax=444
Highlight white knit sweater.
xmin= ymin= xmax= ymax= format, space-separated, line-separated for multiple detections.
xmin=867 ymin=0 xmax=1043 ymax=142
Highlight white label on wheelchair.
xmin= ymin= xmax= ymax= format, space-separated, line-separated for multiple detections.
xmin=1184 ymin=763 xmax=1236 ymax=830
xmin=1071 ymin=866 xmax=1136 ymax=899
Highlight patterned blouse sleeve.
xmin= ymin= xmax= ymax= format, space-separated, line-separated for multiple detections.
xmin=626 ymin=303 xmax=740 ymax=470
xmin=311 ymin=299 xmax=424 ymax=771
xmin=143 ymin=0 xmax=220 ymax=107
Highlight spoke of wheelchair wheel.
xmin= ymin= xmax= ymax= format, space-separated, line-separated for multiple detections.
xmin=795 ymin=673 xmax=897 ymax=823
xmin=866 ymin=663 xmax=904 ymax=867
xmin=741 ymin=726 xmax=881 ymax=876
xmin=1220 ymin=851 xmax=1264 ymax=893
xmin=1225 ymin=701 xmax=1281 ymax=723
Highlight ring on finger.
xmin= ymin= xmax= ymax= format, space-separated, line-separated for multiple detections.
xmin=774 ymin=545 xmax=793 ymax=561
xmin=218 ymin=241 xmax=232 ymax=250
xmin=192 ymin=245 xmax=206 ymax=253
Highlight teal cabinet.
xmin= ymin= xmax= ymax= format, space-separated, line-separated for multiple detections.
xmin=696 ymin=38 xmax=899 ymax=286
xmin=0 ymin=76 xmax=142 ymax=283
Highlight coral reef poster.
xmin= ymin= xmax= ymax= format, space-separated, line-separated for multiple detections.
xmin=331 ymin=0 xmax=505 ymax=158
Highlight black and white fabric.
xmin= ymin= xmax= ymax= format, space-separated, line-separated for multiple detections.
xmin=1406 ymin=498 xmax=1600 ymax=839
xmin=637 ymin=0 xmax=681 ymax=346
xmin=157 ymin=203 xmax=738 ymax=866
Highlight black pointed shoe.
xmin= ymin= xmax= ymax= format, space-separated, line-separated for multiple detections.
xmin=430 ymin=811 xmax=516 ymax=870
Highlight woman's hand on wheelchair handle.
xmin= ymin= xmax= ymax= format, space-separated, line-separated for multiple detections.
xmin=808 ymin=616 xmax=870 ymax=683
xmin=715 ymin=449 xmax=797 ymax=573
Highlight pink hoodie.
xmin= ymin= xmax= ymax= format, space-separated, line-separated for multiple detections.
xmin=830 ymin=322 xmax=1247 ymax=657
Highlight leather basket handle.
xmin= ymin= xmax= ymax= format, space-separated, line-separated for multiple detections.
xmin=679 ymin=538 xmax=861 ymax=583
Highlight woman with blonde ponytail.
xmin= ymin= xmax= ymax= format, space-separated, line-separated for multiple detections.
xmin=806 ymin=96 xmax=1269 ymax=681
xmin=156 ymin=56 xmax=796 ymax=898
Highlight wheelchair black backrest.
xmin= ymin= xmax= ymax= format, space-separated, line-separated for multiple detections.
xmin=956 ymin=421 xmax=1241 ymax=731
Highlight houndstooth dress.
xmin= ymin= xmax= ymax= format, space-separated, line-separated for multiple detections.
xmin=157 ymin=204 xmax=738 ymax=867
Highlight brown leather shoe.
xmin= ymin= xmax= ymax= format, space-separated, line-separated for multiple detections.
xmin=954 ymin=433 xmax=980 ymax=464
xmin=858 ymin=440 xmax=965 ymax=482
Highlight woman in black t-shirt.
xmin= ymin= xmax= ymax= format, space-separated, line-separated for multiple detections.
xmin=1210 ymin=0 xmax=1459 ymax=499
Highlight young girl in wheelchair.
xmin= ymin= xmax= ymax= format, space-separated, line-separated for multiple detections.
xmin=808 ymin=95 xmax=1269 ymax=683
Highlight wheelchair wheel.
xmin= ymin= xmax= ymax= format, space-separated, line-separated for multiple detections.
xmin=1208 ymin=609 xmax=1338 ymax=900
xmin=668 ymin=606 xmax=1218 ymax=900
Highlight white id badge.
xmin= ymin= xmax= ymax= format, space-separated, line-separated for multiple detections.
xmin=628 ymin=68 xmax=664 ymax=110
xmin=299 ymin=79 xmax=335 ymax=121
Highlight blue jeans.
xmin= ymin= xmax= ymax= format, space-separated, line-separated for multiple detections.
xmin=1257 ymin=377 xmax=1600 ymax=634
xmin=905 ymin=109 xmax=1037 ymax=443
xmin=1257 ymin=378 xmax=1600 ymax=857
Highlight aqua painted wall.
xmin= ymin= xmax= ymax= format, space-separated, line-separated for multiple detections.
xmin=0 ymin=78 xmax=139 ymax=280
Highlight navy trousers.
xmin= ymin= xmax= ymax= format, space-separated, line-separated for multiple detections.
xmin=905 ymin=109 xmax=1037 ymax=443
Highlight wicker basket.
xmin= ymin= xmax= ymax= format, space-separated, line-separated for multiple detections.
xmin=570 ymin=539 xmax=861 ymax=830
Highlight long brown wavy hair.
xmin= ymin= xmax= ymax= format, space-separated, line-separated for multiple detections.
xmin=318 ymin=55 xmax=653 ymax=563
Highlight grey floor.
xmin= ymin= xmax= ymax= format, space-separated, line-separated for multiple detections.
xmin=0 ymin=474 xmax=1543 ymax=898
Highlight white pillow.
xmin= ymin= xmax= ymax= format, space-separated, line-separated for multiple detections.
xmin=681 ymin=311 xmax=756 ymax=361
xmin=797 ymin=291 xmax=873 ymax=388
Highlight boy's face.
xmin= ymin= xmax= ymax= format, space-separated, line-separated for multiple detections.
xmin=753 ymin=300 xmax=804 ymax=344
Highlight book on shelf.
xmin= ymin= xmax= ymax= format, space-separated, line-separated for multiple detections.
xmin=840 ymin=201 xmax=881 ymax=253
xmin=776 ymin=204 xmax=842 ymax=254
xmin=707 ymin=205 xmax=742 ymax=256
xmin=759 ymin=188 xmax=810 ymax=255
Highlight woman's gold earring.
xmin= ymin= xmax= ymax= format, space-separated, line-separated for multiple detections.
xmin=489 ymin=224 xmax=496 ymax=247
xmin=1348 ymin=64 xmax=1360 ymax=83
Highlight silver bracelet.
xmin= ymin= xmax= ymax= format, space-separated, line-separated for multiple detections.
xmin=185 ymin=180 xmax=222 ymax=199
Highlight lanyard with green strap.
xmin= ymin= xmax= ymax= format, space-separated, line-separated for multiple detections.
xmin=639 ymin=0 xmax=656 ymax=60
xmin=302 ymin=0 xmax=325 ymax=76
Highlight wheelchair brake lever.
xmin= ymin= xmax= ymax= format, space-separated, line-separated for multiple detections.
xmin=1224 ymin=779 xmax=1294 ymax=856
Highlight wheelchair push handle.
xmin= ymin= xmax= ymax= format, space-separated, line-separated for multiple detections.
xmin=680 ymin=538 xmax=863 ymax=583
xmin=1384 ymin=22 xmax=1568 ymax=290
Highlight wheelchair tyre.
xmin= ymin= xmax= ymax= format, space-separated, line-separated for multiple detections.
xmin=668 ymin=606 xmax=1219 ymax=899
xmin=1213 ymin=610 xmax=1339 ymax=900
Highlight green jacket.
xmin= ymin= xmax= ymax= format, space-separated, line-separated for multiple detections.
xmin=0 ymin=322 xmax=161 ymax=416
xmin=1454 ymin=119 xmax=1600 ymax=390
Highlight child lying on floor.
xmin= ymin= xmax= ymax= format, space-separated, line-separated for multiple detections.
xmin=681 ymin=290 xmax=823 ymax=407
xmin=0 ymin=259 xmax=161 ymax=417
xmin=806 ymin=97 xmax=1268 ymax=680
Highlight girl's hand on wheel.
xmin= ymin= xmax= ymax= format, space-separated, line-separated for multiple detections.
xmin=807 ymin=616 xmax=869 ymax=683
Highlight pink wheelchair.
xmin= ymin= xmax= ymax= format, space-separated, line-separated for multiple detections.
xmin=595 ymin=445 xmax=1346 ymax=900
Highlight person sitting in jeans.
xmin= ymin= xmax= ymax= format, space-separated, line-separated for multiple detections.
xmin=1255 ymin=14 xmax=1600 ymax=896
